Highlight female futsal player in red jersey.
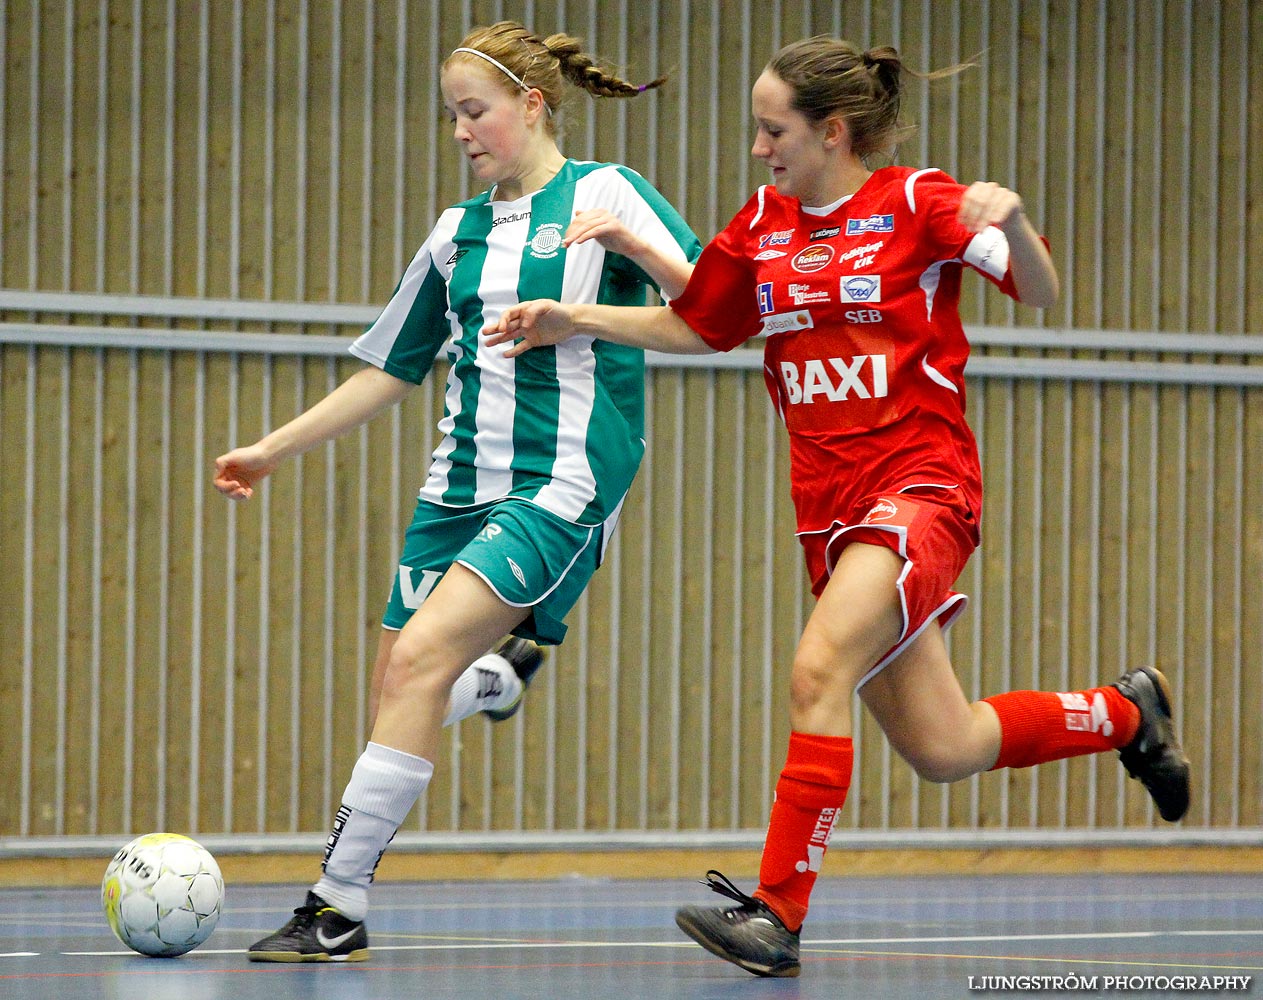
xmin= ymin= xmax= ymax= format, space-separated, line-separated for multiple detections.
xmin=485 ymin=36 xmax=1190 ymax=979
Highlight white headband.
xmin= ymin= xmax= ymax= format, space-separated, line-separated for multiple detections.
xmin=452 ymin=47 xmax=554 ymax=116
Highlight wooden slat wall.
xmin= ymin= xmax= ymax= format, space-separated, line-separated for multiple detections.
xmin=0 ymin=0 xmax=1261 ymax=840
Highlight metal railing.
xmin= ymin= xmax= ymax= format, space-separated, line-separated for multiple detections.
xmin=2 ymin=291 xmax=1260 ymax=850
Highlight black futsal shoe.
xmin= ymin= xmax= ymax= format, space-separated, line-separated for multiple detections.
xmin=483 ymin=636 xmax=545 ymax=721
xmin=1113 ymin=665 xmax=1191 ymax=822
xmin=674 ymin=870 xmax=801 ymax=978
xmin=246 ymin=891 xmax=369 ymax=963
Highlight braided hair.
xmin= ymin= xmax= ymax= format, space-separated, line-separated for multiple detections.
xmin=446 ymin=21 xmax=665 ymax=131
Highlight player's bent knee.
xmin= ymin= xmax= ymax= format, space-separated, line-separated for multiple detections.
xmin=788 ymin=660 xmax=832 ymax=715
xmin=787 ymin=646 xmax=858 ymax=717
xmin=901 ymin=745 xmax=977 ymax=784
xmin=378 ymin=634 xmax=455 ymax=703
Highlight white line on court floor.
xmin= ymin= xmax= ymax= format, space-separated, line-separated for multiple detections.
xmin=48 ymin=926 xmax=1263 ymax=958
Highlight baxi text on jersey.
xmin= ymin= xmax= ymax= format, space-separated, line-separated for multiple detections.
xmin=780 ymin=355 xmax=889 ymax=404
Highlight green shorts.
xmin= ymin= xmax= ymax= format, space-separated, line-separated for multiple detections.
xmin=383 ymin=497 xmax=606 ymax=645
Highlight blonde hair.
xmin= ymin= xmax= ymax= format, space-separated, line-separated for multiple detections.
xmin=445 ymin=21 xmax=665 ymax=132
xmin=767 ymin=37 xmax=968 ymax=161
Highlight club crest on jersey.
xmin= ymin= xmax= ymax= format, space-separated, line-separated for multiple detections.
xmin=791 ymin=244 xmax=834 ymax=273
xmin=758 ymin=230 xmax=794 ymax=249
xmin=760 ymin=311 xmax=814 ymax=338
xmin=840 ymin=275 xmax=882 ymax=303
xmin=528 ymin=223 xmax=564 ymax=259
xmin=846 ymin=214 xmax=894 ymax=235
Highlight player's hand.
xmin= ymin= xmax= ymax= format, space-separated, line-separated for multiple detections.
xmin=957 ymin=181 xmax=1024 ymax=235
xmin=482 ymin=300 xmax=578 ymax=358
xmin=564 ymin=209 xmax=646 ymax=258
xmin=213 ymin=444 xmax=278 ymax=501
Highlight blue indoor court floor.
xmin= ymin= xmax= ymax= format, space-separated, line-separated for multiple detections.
xmin=1 ymin=872 xmax=1260 ymax=999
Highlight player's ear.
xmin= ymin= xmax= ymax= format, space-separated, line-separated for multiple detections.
xmin=822 ymin=115 xmax=850 ymax=153
xmin=524 ymin=88 xmax=549 ymax=125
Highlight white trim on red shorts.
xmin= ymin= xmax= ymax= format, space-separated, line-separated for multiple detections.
xmin=855 ymin=591 xmax=968 ymax=690
xmin=819 ymin=518 xmax=970 ymax=692
xmin=823 ymin=520 xmax=912 ymax=649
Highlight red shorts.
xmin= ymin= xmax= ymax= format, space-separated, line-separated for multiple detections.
xmin=797 ymin=487 xmax=980 ymax=686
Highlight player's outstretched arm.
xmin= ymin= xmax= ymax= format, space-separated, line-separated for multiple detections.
xmin=564 ymin=209 xmax=694 ymax=300
xmin=213 ymin=365 xmax=413 ymax=500
xmin=484 ymin=300 xmax=712 ymax=358
xmin=957 ymin=181 xmax=1059 ymax=309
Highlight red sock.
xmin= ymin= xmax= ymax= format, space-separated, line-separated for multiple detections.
xmin=752 ymin=732 xmax=852 ymax=932
xmin=983 ymin=686 xmax=1140 ymax=770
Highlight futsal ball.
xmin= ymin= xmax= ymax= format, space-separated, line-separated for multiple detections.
xmin=100 ymin=832 xmax=224 ymax=957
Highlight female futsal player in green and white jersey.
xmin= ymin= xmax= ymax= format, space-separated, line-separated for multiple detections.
xmin=213 ymin=21 xmax=701 ymax=962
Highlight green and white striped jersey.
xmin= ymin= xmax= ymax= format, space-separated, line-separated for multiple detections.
xmin=351 ymin=160 xmax=701 ymax=527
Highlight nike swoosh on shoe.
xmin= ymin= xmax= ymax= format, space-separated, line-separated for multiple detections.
xmin=316 ymin=926 xmax=360 ymax=950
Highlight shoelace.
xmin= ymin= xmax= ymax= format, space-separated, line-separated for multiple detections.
xmin=288 ymin=900 xmax=322 ymax=926
xmin=699 ymin=869 xmax=760 ymax=908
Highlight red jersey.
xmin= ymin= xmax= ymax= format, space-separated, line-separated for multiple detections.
xmin=671 ymin=165 xmax=1028 ymax=536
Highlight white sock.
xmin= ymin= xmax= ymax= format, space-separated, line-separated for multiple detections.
xmin=313 ymin=741 xmax=434 ymax=921
xmin=442 ymin=652 xmax=522 ymax=725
